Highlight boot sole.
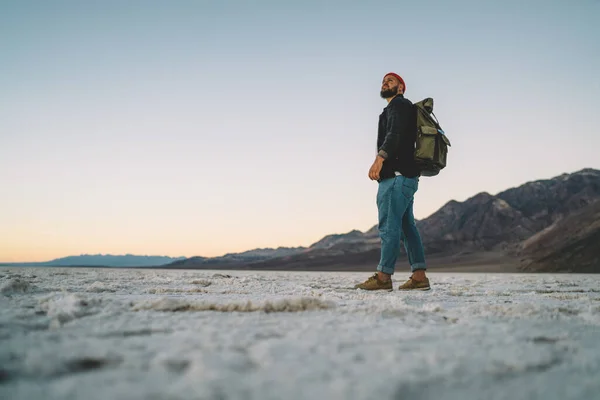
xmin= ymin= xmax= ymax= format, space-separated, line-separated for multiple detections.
xmin=398 ymin=287 xmax=431 ymax=291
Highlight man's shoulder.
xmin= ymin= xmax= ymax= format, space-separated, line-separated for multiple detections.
xmin=390 ymin=95 xmax=413 ymax=106
xmin=387 ymin=95 xmax=414 ymax=112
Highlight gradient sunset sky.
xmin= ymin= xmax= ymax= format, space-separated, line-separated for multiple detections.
xmin=1 ymin=0 xmax=599 ymax=262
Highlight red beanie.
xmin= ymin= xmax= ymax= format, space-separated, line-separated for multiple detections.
xmin=384 ymin=72 xmax=406 ymax=92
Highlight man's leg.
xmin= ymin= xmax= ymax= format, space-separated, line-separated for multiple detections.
xmin=376 ymin=176 xmax=411 ymax=277
xmin=354 ymin=176 xmax=410 ymax=290
xmin=398 ymin=177 xmax=430 ymax=290
xmin=401 ymin=199 xmax=427 ymax=276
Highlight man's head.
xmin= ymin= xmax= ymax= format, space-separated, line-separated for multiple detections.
xmin=380 ymin=72 xmax=405 ymax=99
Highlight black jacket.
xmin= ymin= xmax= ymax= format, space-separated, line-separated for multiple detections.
xmin=377 ymin=94 xmax=420 ymax=179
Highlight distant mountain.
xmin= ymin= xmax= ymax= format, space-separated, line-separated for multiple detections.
xmin=309 ymin=230 xmax=365 ymax=250
xmin=167 ymin=168 xmax=600 ymax=272
xmin=3 ymin=254 xmax=187 ymax=267
xmin=167 ymin=247 xmax=306 ymax=267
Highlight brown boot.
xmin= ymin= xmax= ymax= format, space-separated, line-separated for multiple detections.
xmin=398 ymin=276 xmax=431 ymax=291
xmin=354 ymin=273 xmax=393 ymax=291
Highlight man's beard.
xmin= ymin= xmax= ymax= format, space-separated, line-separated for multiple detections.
xmin=380 ymin=86 xmax=398 ymax=99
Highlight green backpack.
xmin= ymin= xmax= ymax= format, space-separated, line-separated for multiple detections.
xmin=413 ymin=98 xmax=451 ymax=177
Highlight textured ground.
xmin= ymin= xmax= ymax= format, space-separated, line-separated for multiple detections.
xmin=1 ymin=267 xmax=599 ymax=400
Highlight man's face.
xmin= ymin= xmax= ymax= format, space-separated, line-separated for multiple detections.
xmin=380 ymin=75 xmax=402 ymax=99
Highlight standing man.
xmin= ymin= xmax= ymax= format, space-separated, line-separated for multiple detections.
xmin=355 ymin=72 xmax=430 ymax=291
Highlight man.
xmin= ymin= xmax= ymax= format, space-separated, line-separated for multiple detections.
xmin=355 ymin=72 xmax=430 ymax=291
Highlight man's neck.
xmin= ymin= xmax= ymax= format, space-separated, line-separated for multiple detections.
xmin=386 ymin=93 xmax=401 ymax=103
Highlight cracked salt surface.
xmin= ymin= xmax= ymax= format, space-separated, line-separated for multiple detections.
xmin=0 ymin=267 xmax=599 ymax=400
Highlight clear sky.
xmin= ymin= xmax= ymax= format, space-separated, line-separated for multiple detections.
xmin=1 ymin=0 xmax=599 ymax=262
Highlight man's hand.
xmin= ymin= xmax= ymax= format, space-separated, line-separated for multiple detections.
xmin=368 ymin=156 xmax=385 ymax=181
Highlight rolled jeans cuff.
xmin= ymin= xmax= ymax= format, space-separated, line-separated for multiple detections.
xmin=377 ymin=264 xmax=395 ymax=275
xmin=411 ymin=263 xmax=427 ymax=272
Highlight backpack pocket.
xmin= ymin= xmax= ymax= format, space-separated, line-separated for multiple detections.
xmin=415 ymin=126 xmax=439 ymax=162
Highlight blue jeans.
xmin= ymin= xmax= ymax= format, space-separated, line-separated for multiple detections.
xmin=376 ymin=175 xmax=426 ymax=275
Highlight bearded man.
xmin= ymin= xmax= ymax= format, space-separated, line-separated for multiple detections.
xmin=355 ymin=72 xmax=430 ymax=291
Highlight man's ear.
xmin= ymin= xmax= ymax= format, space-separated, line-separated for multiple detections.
xmin=399 ymin=83 xmax=405 ymax=94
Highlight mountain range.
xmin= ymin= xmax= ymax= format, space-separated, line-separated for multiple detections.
xmin=0 ymin=254 xmax=185 ymax=268
xmin=4 ymin=168 xmax=598 ymax=272
xmin=167 ymin=168 xmax=600 ymax=273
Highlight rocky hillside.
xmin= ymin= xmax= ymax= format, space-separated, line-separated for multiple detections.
xmin=168 ymin=168 xmax=600 ymax=271
xmin=518 ymin=200 xmax=600 ymax=273
xmin=497 ymin=169 xmax=600 ymax=230
xmin=416 ymin=168 xmax=600 ymax=254
xmin=416 ymin=193 xmax=537 ymax=253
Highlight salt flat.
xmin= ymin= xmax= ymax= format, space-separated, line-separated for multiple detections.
xmin=0 ymin=267 xmax=599 ymax=400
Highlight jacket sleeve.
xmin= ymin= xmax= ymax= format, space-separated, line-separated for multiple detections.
xmin=377 ymin=100 xmax=411 ymax=160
